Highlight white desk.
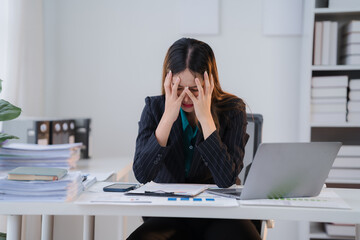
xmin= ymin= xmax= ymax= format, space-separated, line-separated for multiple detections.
xmin=1 ymin=188 xmax=359 ymax=220
xmin=1 ymin=188 xmax=360 ymax=240
xmin=2 ymin=157 xmax=360 ymax=240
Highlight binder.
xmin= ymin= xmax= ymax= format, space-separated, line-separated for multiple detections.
xmin=75 ymin=118 xmax=91 ymax=159
xmin=51 ymin=120 xmax=63 ymax=144
xmin=68 ymin=119 xmax=76 ymax=144
xmin=35 ymin=121 xmax=50 ymax=145
xmin=61 ymin=120 xmax=70 ymax=144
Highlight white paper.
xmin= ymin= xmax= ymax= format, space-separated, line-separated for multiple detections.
xmin=75 ymin=191 xmax=238 ymax=207
xmin=2 ymin=142 xmax=82 ymax=151
xmin=240 ymin=189 xmax=351 ymax=209
xmin=128 ymin=181 xmax=208 ymax=197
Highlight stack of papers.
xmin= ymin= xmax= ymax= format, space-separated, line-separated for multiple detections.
xmin=0 ymin=171 xmax=83 ymax=202
xmin=76 ymin=182 xmax=238 ymax=207
xmin=0 ymin=143 xmax=82 ymax=171
xmin=126 ymin=181 xmax=208 ymax=197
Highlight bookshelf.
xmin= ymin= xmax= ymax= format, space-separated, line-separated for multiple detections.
xmin=300 ymin=0 xmax=360 ymax=239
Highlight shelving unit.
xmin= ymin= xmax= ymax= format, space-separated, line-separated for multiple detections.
xmin=310 ymin=223 xmax=354 ymax=240
xmin=300 ymin=0 xmax=360 ymax=239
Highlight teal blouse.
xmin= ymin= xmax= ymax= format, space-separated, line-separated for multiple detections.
xmin=180 ymin=109 xmax=198 ymax=178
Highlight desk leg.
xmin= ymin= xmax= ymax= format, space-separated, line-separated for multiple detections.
xmin=41 ymin=215 xmax=54 ymax=240
xmin=83 ymin=215 xmax=95 ymax=240
xmin=356 ymin=224 xmax=360 ymax=240
xmin=6 ymin=215 xmax=22 ymax=240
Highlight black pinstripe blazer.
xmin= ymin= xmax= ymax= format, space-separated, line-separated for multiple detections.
xmin=133 ymin=95 xmax=248 ymax=188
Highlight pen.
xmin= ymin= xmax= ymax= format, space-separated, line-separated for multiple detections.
xmin=144 ymin=191 xmax=175 ymax=196
xmin=82 ymin=175 xmax=88 ymax=182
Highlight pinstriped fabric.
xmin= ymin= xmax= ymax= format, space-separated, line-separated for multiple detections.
xmin=196 ymin=110 xmax=247 ymax=188
xmin=133 ymin=95 xmax=248 ymax=188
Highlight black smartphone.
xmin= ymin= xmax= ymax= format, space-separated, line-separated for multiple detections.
xmin=103 ymin=183 xmax=138 ymax=192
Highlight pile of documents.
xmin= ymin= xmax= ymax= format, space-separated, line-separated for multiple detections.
xmin=0 ymin=171 xmax=83 ymax=201
xmin=0 ymin=143 xmax=82 ymax=171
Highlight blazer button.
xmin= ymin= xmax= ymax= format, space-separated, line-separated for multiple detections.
xmin=204 ymin=161 xmax=208 ymax=166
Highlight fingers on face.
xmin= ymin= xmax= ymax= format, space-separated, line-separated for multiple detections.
xmin=210 ymin=74 xmax=214 ymax=92
xmin=178 ymin=86 xmax=187 ymax=101
xmin=195 ymin=78 xmax=203 ymax=97
xmin=164 ymin=70 xmax=172 ymax=95
xmin=184 ymin=87 xmax=196 ymax=102
xmin=172 ymin=77 xmax=180 ymax=95
xmin=204 ymin=72 xmax=215 ymax=94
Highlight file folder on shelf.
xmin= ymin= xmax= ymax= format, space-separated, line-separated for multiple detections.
xmin=51 ymin=120 xmax=63 ymax=144
xmin=2 ymin=117 xmax=91 ymax=159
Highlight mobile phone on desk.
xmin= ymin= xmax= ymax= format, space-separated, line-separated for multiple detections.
xmin=103 ymin=183 xmax=139 ymax=192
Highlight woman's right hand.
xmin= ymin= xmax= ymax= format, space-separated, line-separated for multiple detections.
xmin=155 ymin=71 xmax=186 ymax=147
xmin=162 ymin=71 xmax=186 ymax=124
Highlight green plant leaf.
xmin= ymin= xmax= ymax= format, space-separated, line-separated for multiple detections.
xmin=0 ymin=99 xmax=21 ymax=121
xmin=0 ymin=132 xmax=19 ymax=144
xmin=0 ymin=79 xmax=2 ymax=94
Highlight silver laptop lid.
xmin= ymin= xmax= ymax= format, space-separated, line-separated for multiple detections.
xmin=240 ymin=142 xmax=341 ymax=200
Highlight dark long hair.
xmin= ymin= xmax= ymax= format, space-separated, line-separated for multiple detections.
xmin=161 ymin=38 xmax=245 ymax=129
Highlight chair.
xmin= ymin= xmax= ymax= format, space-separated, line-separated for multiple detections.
xmin=240 ymin=114 xmax=274 ymax=240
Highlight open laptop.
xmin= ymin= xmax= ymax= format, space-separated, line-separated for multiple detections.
xmin=207 ymin=142 xmax=341 ymax=200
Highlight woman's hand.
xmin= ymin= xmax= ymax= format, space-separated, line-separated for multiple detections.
xmin=155 ymin=71 xmax=186 ymax=147
xmin=163 ymin=71 xmax=186 ymax=124
xmin=185 ymin=71 xmax=216 ymax=139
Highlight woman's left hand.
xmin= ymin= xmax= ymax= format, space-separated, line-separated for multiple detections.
xmin=185 ymin=71 xmax=217 ymax=139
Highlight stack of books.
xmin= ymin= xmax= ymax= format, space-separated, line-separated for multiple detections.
xmin=342 ymin=20 xmax=360 ymax=65
xmin=0 ymin=167 xmax=83 ymax=202
xmin=313 ymin=21 xmax=338 ymax=65
xmin=348 ymin=79 xmax=360 ymax=123
xmin=327 ymin=145 xmax=360 ymax=187
xmin=0 ymin=143 xmax=82 ymax=171
xmin=311 ymin=76 xmax=348 ymax=123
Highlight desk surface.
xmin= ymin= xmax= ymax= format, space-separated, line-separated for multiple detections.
xmin=0 ymin=188 xmax=359 ymax=225
xmin=1 ymin=158 xmax=359 ymax=225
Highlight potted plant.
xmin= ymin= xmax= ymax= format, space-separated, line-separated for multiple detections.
xmin=0 ymin=79 xmax=22 ymax=144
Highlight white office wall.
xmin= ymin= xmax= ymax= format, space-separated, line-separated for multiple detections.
xmin=43 ymin=0 xmax=301 ymax=159
xmin=0 ymin=0 xmax=8 ymax=81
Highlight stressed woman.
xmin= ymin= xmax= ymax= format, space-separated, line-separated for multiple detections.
xmin=129 ymin=38 xmax=260 ymax=240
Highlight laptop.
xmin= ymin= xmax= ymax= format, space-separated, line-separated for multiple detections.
xmin=207 ymin=142 xmax=341 ymax=200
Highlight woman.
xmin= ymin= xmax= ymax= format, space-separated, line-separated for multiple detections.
xmin=129 ymin=38 xmax=260 ymax=240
